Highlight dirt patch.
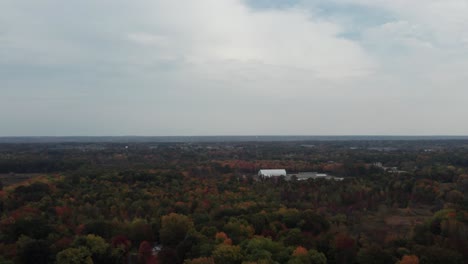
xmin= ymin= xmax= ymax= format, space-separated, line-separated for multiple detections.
xmin=357 ymin=207 xmax=433 ymax=243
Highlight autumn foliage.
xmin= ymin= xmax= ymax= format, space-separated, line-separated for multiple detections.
xmin=399 ymin=255 xmax=419 ymax=264
xmin=292 ymin=246 xmax=308 ymax=256
xmin=0 ymin=141 xmax=467 ymax=263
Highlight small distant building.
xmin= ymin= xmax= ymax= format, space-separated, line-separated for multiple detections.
xmin=294 ymin=172 xmax=327 ymax=181
xmin=258 ymin=169 xmax=287 ymax=178
xmin=289 ymin=172 xmax=344 ymax=181
xmin=257 ymin=169 xmax=344 ymax=181
xmin=152 ymin=244 xmax=162 ymax=255
xmin=373 ymin=162 xmax=384 ymax=168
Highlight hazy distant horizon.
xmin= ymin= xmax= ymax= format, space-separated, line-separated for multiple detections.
xmin=2 ymin=134 xmax=468 ymax=137
xmin=2 ymin=135 xmax=468 ymax=144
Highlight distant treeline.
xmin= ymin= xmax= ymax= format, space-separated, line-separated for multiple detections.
xmin=2 ymin=135 xmax=468 ymax=143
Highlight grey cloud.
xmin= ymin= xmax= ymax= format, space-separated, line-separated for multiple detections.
xmin=0 ymin=0 xmax=467 ymax=136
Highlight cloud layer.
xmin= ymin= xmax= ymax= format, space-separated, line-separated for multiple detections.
xmin=1 ymin=0 xmax=467 ymax=135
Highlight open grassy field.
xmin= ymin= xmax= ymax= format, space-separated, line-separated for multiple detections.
xmin=0 ymin=173 xmax=43 ymax=187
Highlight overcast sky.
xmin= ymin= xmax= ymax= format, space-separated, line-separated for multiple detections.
xmin=1 ymin=0 xmax=467 ymax=136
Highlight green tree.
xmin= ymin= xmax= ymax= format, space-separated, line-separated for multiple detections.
xmin=0 ymin=256 xmax=14 ymax=264
xmin=299 ymin=210 xmax=330 ymax=235
xmin=160 ymin=213 xmax=194 ymax=247
xmin=56 ymin=247 xmax=93 ymax=264
xmin=129 ymin=218 xmax=155 ymax=246
xmin=309 ymin=249 xmax=327 ymax=264
xmin=223 ymin=219 xmax=254 ymax=244
xmin=242 ymin=237 xmax=286 ymax=262
xmin=279 ymin=228 xmax=305 ymax=247
xmin=357 ymin=245 xmax=394 ymax=264
xmin=72 ymin=234 xmax=114 ymax=263
xmin=7 ymin=217 xmax=51 ymax=242
xmin=277 ymin=208 xmax=301 ymax=229
xmin=212 ymin=244 xmax=243 ymax=264
xmin=15 ymin=236 xmax=50 ymax=264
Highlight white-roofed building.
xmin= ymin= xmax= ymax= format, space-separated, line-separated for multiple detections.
xmin=258 ymin=169 xmax=287 ymax=178
xmin=288 ymin=172 xmax=344 ymax=181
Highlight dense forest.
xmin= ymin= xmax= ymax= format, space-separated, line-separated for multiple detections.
xmin=0 ymin=140 xmax=467 ymax=263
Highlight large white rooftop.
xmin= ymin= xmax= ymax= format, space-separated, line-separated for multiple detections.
xmin=258 ymin=169 xmax=287 ymax=177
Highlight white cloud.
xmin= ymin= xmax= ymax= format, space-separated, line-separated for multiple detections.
xmin=124 ymin=0 xmax=375 ymax=79
xmin=127 ymin=33 xmax=170 ymax=47
xmin=338 ymin=0 xmax=468 ymax=48
xmin=362 ymin=20 xmax=435 ymax=54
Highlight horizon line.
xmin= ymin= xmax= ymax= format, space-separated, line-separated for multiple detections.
xmin=1 ymin=135 xmax=468 ymax=138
